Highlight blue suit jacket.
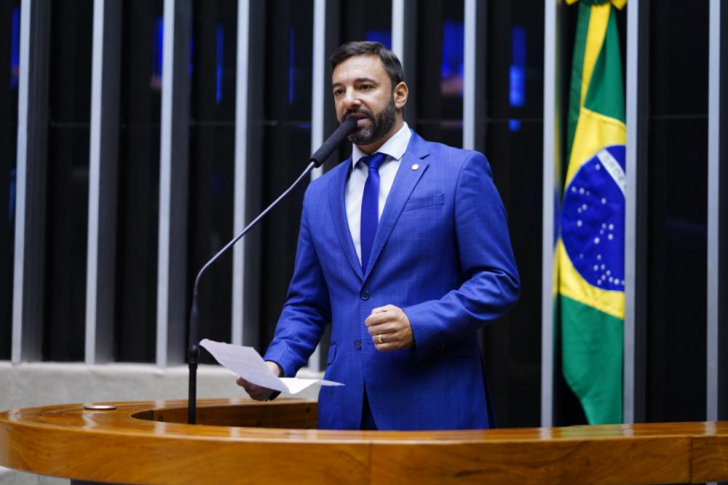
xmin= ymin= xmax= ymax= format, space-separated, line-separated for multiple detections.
xmin=264 ymin=131 xmax=520 ymax=430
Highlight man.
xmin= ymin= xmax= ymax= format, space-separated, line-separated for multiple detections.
xmin=237 ymin=41 xmax=519 ymax=431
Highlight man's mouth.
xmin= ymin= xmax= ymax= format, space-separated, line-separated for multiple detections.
xmin=344 ymin=113 xmax=371 ymax=128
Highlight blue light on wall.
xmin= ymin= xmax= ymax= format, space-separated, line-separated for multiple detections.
xmin=10 ymin=6 xmax=20 ymax=90
xmin=152 ymin=16 xmax=164 ymax=89
xmin=189 ymin=35 xmax=194 ymax=80
xmin=510 ymin=26 xmax=526 ymax=108
xmin=442 ymin=21 xmax=464 ymax=98
xmin=366 ymin=29 xmax=391 ymax=50
xmin=509 ymin=26 xmax=526 ymax=132
xmin=216 ymin=25 xmax=224 ymax=105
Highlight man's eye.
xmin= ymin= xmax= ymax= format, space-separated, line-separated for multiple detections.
xmin=333 ymin=90 xmax=343 ymax=96
xmin=360 ymin=85 xmax=372 ymax=91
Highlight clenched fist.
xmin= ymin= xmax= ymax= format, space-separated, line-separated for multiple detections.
xmin=365 ymin=304 xmax=414 ymax=352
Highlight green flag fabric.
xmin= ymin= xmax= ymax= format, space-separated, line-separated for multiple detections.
xmin=558 ymin=0 xmax=626 ymax=424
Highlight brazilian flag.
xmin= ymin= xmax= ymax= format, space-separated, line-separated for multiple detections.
xmin=558 ymin=0 xmax=626 ymax=424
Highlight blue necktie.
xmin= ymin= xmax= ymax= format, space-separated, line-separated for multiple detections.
xmin=360 ymin=152 xmax=387 ymax=271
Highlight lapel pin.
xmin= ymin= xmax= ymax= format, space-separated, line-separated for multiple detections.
xmin=411 ymin=164 xmax=420 ymax=171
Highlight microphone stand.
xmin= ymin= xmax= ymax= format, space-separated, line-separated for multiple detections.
xmin=187 ymin=117 xmax=357 ymax=424
xmin=188 ymin=162 xmax=316 ymax=424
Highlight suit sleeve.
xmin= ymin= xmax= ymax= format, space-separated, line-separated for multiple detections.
xmin=263 ymin=187 xmax=331 ymax=378
xmin=403 ymin=152 xmax=520 ymax=361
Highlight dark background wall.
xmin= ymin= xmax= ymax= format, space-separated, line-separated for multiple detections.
xmin=0 ymin=0 xmax=719 ymax=430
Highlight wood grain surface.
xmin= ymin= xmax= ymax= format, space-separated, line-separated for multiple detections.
xmin=0 ymin=398 xmax=724 ymax=484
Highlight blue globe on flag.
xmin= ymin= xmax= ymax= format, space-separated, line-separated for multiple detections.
xmin=561 ymin=144 xmax=626 ymax=291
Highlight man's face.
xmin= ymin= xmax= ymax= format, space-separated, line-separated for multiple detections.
xmin=332 ymin=54 xmax=403 ymax=149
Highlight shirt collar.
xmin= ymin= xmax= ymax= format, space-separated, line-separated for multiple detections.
xmin=351 ymin=122 xmax=411 ymax=169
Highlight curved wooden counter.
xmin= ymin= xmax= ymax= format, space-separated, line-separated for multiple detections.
xmin=1 ymin=398 xmax=727 ymax=484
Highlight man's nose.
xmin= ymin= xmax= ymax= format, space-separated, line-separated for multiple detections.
xmin=342 ymin=89 xmax=361 ymax=109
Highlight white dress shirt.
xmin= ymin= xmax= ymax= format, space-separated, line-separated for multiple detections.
xmin=345 ymin=122 xmax=412 ymax=264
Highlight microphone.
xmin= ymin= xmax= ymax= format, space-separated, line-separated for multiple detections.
xmin=187 ymin=117 xmax=358 ymax=424
xmin=309 ymin=117 xmax=357 ymax=167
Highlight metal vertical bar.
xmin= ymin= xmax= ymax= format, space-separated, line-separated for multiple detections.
xmin=86 ymin=0 xmax=105 ymax=364
xmin=12 ymin=0 xmax=50 ymax=363
xmin=11 ymin=0 xmax=32 ymax=364
xmin=541 ymin=0 xmax=559 ymax=427
xmin=623 ymin=0 xmax=639 ymax=425
xmin=307 ymin=0 xmax=326 ymax=371
xmin=157 ymin=0 xmax=176 ymax=367
xmin=463 ymin=0 xmax=476 ymax=150
xmin=624 ymin=0 xmax=648 ymax=424
xmin=707 ymin=0 xmax=721 ymax=422
xmin=232 ymin=0 xmax=250 ymax=347
xmin=86 ymin=0 xmax=121 ymax=364
xmin=85 ymin=0 xmax=103 ymax=365
xmin=157 ymin=0 xmax=192 ymax=366
xmin=311 ymin=0 xmax=326 ymax=182
xmin=392 ymin=0 xmax=405 ymax=66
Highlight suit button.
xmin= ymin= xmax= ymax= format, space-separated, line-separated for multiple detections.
xmin=361 ymin=290 xmax=370 ymax=300
xmin=355 ymin=340 xmax=362 ymax=350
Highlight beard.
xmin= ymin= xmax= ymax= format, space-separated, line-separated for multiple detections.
xmin=345 ymin=95 xmax=397 ymax=146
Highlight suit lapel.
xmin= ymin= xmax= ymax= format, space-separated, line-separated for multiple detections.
xmin=363 ymin=133 xmax=430 ymax=280
xmin=328 ymin=159 xmax=365 ymax=280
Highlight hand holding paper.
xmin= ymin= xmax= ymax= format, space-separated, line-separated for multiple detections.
xmin=199 ymin=339 xmax=343 ymax=396
xmin=235 ymin=361 xmax=282 ymax=401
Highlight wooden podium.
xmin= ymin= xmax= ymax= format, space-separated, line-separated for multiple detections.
xmin=1 ymin=398 xmax=728 ymax=484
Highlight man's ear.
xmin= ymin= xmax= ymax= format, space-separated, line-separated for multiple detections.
xmin=394 ymin=82 xmax=408 ymax=109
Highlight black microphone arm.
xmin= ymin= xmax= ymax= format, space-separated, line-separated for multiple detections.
xmin=187 ymin=116 xmax=357 ymax=424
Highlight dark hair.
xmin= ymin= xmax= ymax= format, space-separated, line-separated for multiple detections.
xmin=329 ymin=41 xmax=404 ymax=90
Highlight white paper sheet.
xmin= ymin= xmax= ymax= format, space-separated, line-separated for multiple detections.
xmin=199 ymin=339 xmax=343 ymax=394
